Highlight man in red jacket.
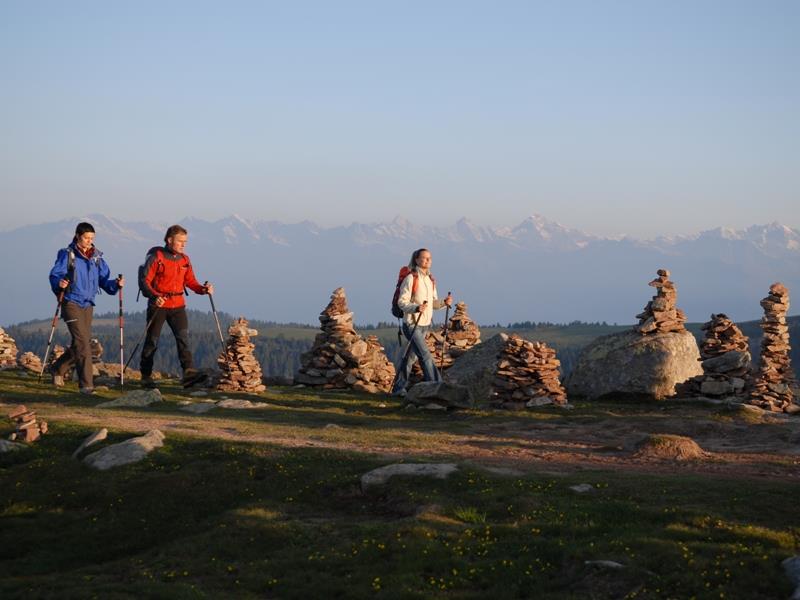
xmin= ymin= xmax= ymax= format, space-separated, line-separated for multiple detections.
xmin=139 ymin=224 xmax=214 ymax=388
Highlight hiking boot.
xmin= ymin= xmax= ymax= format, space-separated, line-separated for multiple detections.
xmin=141 ymin=375 xmax=157 ymax=389
xmin=79 ymin=387 xmax=95 ymax=396
xmin=51 ymin=373 xmax=65 ymax=387
xmin=182 ymin=368 xmax=204 ymax=387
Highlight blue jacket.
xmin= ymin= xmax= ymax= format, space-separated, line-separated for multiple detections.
xmin=49 ymin=242 xmax=120 ymax=307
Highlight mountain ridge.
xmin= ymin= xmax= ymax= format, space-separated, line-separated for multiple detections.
xmin=2 ymin=213 xmax=798 ymax=328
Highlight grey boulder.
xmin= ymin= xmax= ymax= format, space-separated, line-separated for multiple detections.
xmin=405 ymin=381 xmax=472 ymax=409
xmin=566 ymin=330 xmax=702 ymax=400
xmin=83 ymin=430 xmax=165 ymax=470
xmin=361 ymin=463 xmax=458 ymax=491
xmin=71 ymin=428 xmax=108 ymax=458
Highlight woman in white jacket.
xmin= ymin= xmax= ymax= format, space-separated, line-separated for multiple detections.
xmin=392 ymin=248 xmax=452 ymax=395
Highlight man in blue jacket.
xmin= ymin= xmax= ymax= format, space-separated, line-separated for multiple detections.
xmin=48 ymin=222 xmax=124 ymax=395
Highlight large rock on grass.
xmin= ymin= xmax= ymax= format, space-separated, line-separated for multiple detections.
xmin=406 ymin=381 xmax=472 ymax=409
xmin=83 ymin=430 xmax=165 ymax=470
xmin=96 ymin=389 xmax=162 ymax=408
xmin=566 ymin=330 xmax=702 ymax=400
xmin=361 ymin=463 xmax=459 ymax=491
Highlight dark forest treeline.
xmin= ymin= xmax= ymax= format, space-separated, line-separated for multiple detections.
xmin=6 ymin=310 xmax=798 ymax=379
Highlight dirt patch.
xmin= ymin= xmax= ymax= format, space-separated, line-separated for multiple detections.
xmin=632 ymin=434 xmax=708 ymax=461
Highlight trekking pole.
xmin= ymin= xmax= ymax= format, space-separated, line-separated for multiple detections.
xmin=206 ymin=281 xmax=226 ymax=354
xmin=440 ymin=292 xmax=452 ymax=370
xmin=118 ymin=275 xmax=124 ymax=388
xmin=38 ymin=283 xmax=68 ymax=383
xmin=124 ymin=307 xmax=161 ymax=373
xmin=390 ymin=301 xmax=426 ymax=390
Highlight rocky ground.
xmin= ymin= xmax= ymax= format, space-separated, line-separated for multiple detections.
xmin=1 ymin=368 xmax=799 ymax=598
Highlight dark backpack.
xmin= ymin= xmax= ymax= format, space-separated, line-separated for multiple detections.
xmin=391 ymin=267 xmax=435 ymax=318
xmin=136 ymin=247 xmax=163 ymax=302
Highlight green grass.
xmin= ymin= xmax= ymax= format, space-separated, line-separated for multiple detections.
xmin=0 ymin=370 xmax=798 ymax=599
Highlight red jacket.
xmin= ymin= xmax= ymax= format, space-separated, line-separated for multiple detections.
xmin=140 ymin=246 xmax=206 ymax=309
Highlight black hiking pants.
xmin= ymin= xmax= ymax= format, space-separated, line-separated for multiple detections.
xmin=139 ymin=305 xmax=194 ymax=376
xmin=53 ymin=301 xmax=94 ymax=389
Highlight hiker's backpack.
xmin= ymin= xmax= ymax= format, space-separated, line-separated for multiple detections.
xmin=60 ymin=247 xmax=101 ymax=292
xmin=391 ymin=267 xmax=435 ymax=318
xmin=137 ymin=247 xmax=164 ymax=302
xmin=137 ymin=247 xmax=190 ymax=301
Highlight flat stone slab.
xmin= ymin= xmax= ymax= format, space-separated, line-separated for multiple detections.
xmin=180 ymin=403 xmax=217 ymax=414
xmin=361 ymin=463 xmax=459 ymax=491
xmin=783 ymin=556 xmax=800 ymax=600
xmin=96 ymin=389 xmax=163 ymax=408
xmin=216 ymin=399 xmax=269 ymax=409
xmin=569 ymin=483 xmax=596 ymax=494
xmin=83 ymin=430 xmax=165 ymax=470
xmin=189 ymin=390 xmax=208 ymax=397
xmin=406 ymin=381 xmax=472 ymax=409
xmin=0 ymin=439 xmax=24 ymax=453
xmin=72 ymin=428 xmax=108 ymax=458
xmin=585 ymin=560 xmax=624 ymax=569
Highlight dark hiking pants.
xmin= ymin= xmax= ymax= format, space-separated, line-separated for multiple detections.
xmin=139 ymin=305 xmax=194 ymax=376
xmin=53 ymin=301 xmax=94 ymax=389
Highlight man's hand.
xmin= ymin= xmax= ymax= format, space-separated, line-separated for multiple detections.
xmin=417 ymin=301 xmax=429 ymax=314
xmin=58 ymin=279 xmax=69 ymax=289
xmin=444 ymin=293 xmax=453 ymax=308
xmin=155 ymin=296 xmax=166 ymax=307
xmin=204 ymin=283 xmax=215 ymax=295
xmin=117 ymin=276 xmax=125 ymax=288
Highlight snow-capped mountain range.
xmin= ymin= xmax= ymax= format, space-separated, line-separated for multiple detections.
xmin=2 ymin=214 xmax=798 ymax=327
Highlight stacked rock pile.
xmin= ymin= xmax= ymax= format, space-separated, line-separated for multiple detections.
xmin=7 ymin=405 xmax=48 ymax=443
xmin=17 ymin=352 xmax=43 ymax=374
xmin=295 ymin=287 xmax=395 ymax=393
xmin=492 ymin=335 xmax=568 ymax=407
xmin=749 ymin=283 xmax=796 ymax=412
xmin=419 ymin=301 xmax=482 ymax=373
xmin=91 ymin=339 xmax=103 ymax=364
xmin=216 ymin=317 xmax=266 ymax=393
xmin=635 ymin=269 xmax=687 ymax=334
xmin=0 ymin=328 xmax=19 ymax=369
xmin=679 ymin=314 xmax=750 ymax=397
xmin=48 ymin=345 xmax=66 ymax=371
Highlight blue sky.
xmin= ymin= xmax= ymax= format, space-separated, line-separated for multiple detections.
xmin=1 ymin=0 xmax=798 ymax=236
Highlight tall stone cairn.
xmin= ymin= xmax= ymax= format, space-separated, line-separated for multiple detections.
xmin=749 ymin=283 xmax=796 ymax=412
xmin=493 ymin=334 xmax=568 ymax=407
xmin=295 ymin=287 xmax=395 ymax=393
xmin=680 ymin=314 xmax=750 ymax=397
xmin=635 ymin=269 xmax=687 ymax=334
xmin=0 ymin=327 xmax=19 ymax=369
xmin=17 ymin=352 xmax=43 ymax=374
xmin=216 ymin=317 xmax=266 ymax=393
xmin=411 ymin=301 xmax=481 ymax=381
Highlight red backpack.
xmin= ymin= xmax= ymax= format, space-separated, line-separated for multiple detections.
xmin=391 ymin=267 xmax=435 ymax=318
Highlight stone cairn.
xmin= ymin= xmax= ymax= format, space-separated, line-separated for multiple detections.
xmin=411 ymin=301 xmax=482 ymax=381
xmin=296 ymin=287 xmax=395 ymax=393
xmin=0 ymin=327 xmax=19 ymax=369
xmin=493 ymin=334 xmax=568 ymax=407
xmin=749 ymin=283 xmax=796 ymax=412
xmin=635 ymin=269 xmax=687 ymax=334
xmin=681 ymin=314 xmax=750 ymax=398
xmin=17 ymin=352 xmax=43 ymax=374
xmin=91 ymin=338 xmax=103 ymax=364
xmin=7 ymin=405 xmax=48 ymax=443
xmin=216 ymin=317 xmax=266 ymax=393
xmin=48 ymin=345 xmax=66 ymax=371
